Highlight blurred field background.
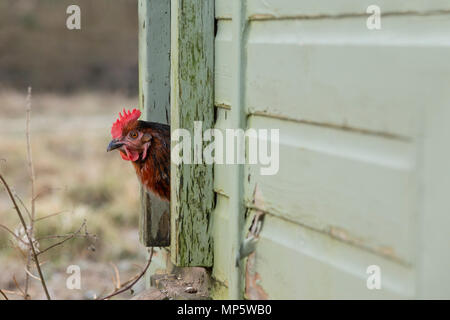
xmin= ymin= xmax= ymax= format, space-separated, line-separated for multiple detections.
xmin=0 ymin=0 xmax=147 ymax=299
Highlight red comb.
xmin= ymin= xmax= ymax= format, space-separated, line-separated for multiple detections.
xmin=111 ymin=108 xmax=141 ymax=139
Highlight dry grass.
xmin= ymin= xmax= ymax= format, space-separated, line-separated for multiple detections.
xmin=0 ymin=89 xmax=146 ymax=299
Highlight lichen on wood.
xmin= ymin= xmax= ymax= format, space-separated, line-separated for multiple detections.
xmin=170 ymin=0 xmax=215 ymax=266
xmin=138 ymin=0 xmax=171 ymax=247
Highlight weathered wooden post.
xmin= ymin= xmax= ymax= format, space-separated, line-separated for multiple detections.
xmin=138 ymin=0 xmax=171 ymax=246
xmin=138 ymin=0 xmax=215 ymax=267
xmin=170 ymin=0 xmax=215 ymax=266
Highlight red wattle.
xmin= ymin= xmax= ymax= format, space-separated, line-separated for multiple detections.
xmin=121 ymin=146 xmax=139 ymax=162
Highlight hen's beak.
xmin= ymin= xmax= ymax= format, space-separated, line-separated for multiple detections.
xmin=107 ymin=139 xmax=124 ymax=152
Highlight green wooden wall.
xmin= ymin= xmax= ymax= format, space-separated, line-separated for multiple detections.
xmin=138 ymin=0 xmax=450 ymax=299
xmin=212 ymin=0 xmax=450 ymax=299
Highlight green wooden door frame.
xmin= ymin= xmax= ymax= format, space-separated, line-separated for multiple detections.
xmin=138 ymin=0 xmax=171 ymax=247
xmin=138 ymin=0 xmax=215 ymax=267
xmin=228 ymin=0 xmax=247 ymax=300
xmin=170 ymin=0 xmax=215 ymax=267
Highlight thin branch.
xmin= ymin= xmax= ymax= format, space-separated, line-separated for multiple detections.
xmin=37 ymin=236 xmax=75 ymax=256
xmin=116 ymin=273 xmax=141 ymax=289
xmin=34 ymin=210 xmax=70 ymax=222
xmin=24 ymin=86 xmax=35 ymax=298
xmin=13 ymin=275 xmax=27 ymax=298
xmin=0 ymin=224 xmax=29 ymax=246
xmin=0 ymin=173 xmax=51 ymax=300
xmin=32 ymin=187 xmax=63 ymax=202
xmin=25 ymin=87 xmax=35 ymax=217
xmin=132 ymin=263 xmax=144 ymax=273
xmin=12 ymin=191 xmax=32 ymax=222
xmin=35 ymin=233 xmax=87 ymax=241
xmin=110 ymin=262 xmax=121 ymax=290
xmin=37 ymin=220 xmax=87 ymax=256
xmin=24 ymin=268 xmax=41 ymax=281
xmin=0 ymin=289 xmax=24 ymax=297
xmin=9 ymin=239 xmax=28 ymax=262
xmin=99 ymin=247 xmax=154 ymax=300
xmin=0 ymin=289 xmax=8 ymax=300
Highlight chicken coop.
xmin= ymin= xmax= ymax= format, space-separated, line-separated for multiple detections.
xmin=138 ymin=0 xmax=450 ymax=299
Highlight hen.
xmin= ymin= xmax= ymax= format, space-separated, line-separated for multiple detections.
xmin=107 ymin=109 xmax=170 ymax=202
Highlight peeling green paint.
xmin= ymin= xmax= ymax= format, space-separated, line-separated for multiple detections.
xmin=170 ymin=0 xmax=215 ymax=267
xmin=138 ymin=0 xmax=171 ymax=247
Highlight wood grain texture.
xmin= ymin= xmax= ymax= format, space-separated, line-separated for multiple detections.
xmin=170 ymin=0 xmax=215 ymax=266
xmin=216 ymin=0 xmax=450 ymax=19
xmin=212 ymin=0 xmax=450 ymax=299
xmin=138 ymin=0 xmax=171 ymax=247
xmin=216 ymin=15 xmax=450 ymax=138
xmin=250 ymin=213 xmax=414 ymax=299
xmin=245 ymin=115 xmax=416 ymax=264
xmin=416 ymin=85 xmax=450 ymax=298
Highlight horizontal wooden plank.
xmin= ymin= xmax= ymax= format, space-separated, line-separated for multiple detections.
xmin=244 ymin=115 xmax=417 ymax=264
xmin=216 ymin=0 xmax=450 ymax=19
xmin=250 ymin=213 xmax=414 ymax=299
xmin=215 ymin=15 xmax=450 ymax=138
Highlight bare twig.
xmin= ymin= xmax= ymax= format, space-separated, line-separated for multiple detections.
xmin=25 ymin=87 xmax=35 ymax=216
xmin=24 ymin=86 xmax=36 ymax=297
xmin=24 ymin=268 xmax=41 ymax=281
xmin=0 ymin=173 xmax=51 ymax=300
xmin=0 ymin=289 xmax=23 ymax=297
xmin=132 ymin=263 xmax=144 ymax=273
xmin=0 ymin=289 xmax=8 ymax=300
xmin=37 ymin=220 xmax=88 ymax=256
xmin=34 ymin=210 xmax=70 ymax=222
xmin=110 ymin=262 xmax=121 ymax=290
xmin=116 ymin=272 xmax=141 ymax=288
xmin=13 ymin=275 xmax=27 ymax=298
xmin=12 ymin=191 xmax=32 ymax=222
xmin=0 ymin=224 xmax=29 ymax=246
xmin=37 ymin=236 xmax=75 ymax=256
xmin=32 ymin=187 xmax=63 ymax=202
xmin=35 ymin=233 xmax=86 ymax=241
xmin=99 ymin=247 xmax=154 ymax=300
xmin=9 ymin=239 xmax=28 ymax=262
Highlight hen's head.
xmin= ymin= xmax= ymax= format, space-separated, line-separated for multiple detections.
xmin=107 ymin=108 xmax=152 ymax=162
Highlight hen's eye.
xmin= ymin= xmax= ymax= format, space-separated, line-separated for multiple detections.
xmin=129 ymin=131 xmax=138 ymax=139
